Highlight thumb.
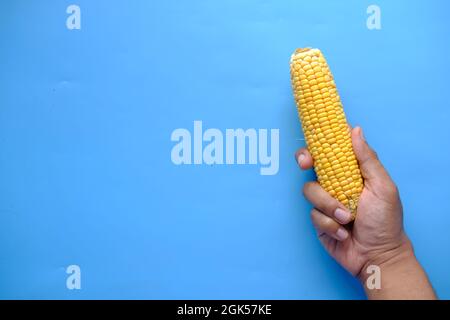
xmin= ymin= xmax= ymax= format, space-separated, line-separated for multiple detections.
xmin=351 ymin=127 xmax=390 ymax=183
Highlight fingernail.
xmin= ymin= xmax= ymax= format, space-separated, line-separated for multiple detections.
xmin=334 ymin=208 xmax=352 ymax=224
xmin=359 ymin=127 xmax=365 ymax=141
xmin=335 ymin=228 xmax=349 ymax=241
xmin=297 ymin=153 xmax=305 ymax=166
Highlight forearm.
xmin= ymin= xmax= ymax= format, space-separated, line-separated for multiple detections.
xmin=359 ymin=240 xmax=437 ymax=300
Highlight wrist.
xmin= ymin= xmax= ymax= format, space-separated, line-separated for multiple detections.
xmin=357 ymin=233 xmax=415 ymax=285
xmin=358 ymin=235 xmax=437 ymax=299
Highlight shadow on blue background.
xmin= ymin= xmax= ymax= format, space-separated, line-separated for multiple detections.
xmin=0 ymin=0 xmax=449 ymax=299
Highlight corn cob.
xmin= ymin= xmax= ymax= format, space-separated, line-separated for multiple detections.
xmin=290 ymin=48 xmax=363 ymax=218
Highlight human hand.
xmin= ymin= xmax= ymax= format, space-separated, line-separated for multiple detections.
xmin=296 ymin=126 xmax=436 ymax=299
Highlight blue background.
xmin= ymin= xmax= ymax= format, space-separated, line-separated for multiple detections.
xmin=1 ymin=0 xmax=449 ymax=299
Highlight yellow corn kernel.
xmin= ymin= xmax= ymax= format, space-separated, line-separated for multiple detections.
xmin=290 ymin=48 xmax=363 ymax=218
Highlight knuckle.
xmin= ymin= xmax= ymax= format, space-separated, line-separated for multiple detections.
xmin=302 ymin=181 xmax=314 ymax=195
xmin=369 ymin=148 xmax=379 ymax=160
xmin=302 ymin=185 xmax=307 ymax=197
xmin=384 ymin=179 xmax=397 ymax=193
xmin=310 ymin=208 xmax=319 ymax=219
xmin=321 ymin=217 xmax=336 ymax=231
xmin=385 ymin=181 xmax=398 ymax=195
xmin=310 ymin=209 xmax=320 ymax=227
xmin=305 ymin=181 xmax=315 ymax=188
xmin=377 ymin=180 xmax=400 ymax=201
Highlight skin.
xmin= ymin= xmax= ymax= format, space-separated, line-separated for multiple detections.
xmin=295 ymin=126 xmax=437 ymax=300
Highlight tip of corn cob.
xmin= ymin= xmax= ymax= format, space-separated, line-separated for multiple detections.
xmin=290 ymin=48 xmax=321 ymax=64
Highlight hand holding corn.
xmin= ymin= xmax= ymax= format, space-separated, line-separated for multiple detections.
xmin=291 ymin=48 xmax=436 ymax=299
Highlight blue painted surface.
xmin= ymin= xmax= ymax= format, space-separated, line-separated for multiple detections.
xmin=0 ymin=0 xmax=449 ymax=299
